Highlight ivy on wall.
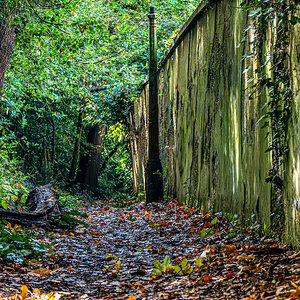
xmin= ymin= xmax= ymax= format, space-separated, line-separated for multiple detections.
xmin=241 ymin=0 xmax=298 ymax=233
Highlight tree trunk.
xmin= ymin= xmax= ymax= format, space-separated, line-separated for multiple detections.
xmin=0 ymin=14 xmax=16 ymax=97
xmin=68 ymin=110 xmax=84 ymax=182
xmin=75 ymin=124 xmax=106 ymax=191
xmin=0 ymin=185 xmax=63 ymax=227
xmin=98 ymin=140 xmax=125 ymax=175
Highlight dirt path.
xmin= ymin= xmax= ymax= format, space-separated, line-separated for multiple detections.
xmin=0 ymin=200 xmax=299 ymax=299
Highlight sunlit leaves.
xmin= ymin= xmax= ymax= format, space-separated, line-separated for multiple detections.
xmin=152 ymin=255 xmax=172 ymax=276
xmin=20 ymin=285 xmax=28 ymax=300
xmin=195 ymin=256 xmax=203 ymax=268
xmin=115 ymin=259 xmax=121 ymax=272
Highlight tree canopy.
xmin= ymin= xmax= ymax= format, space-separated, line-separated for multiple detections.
xmin=0 ymin=0 xmax=200 ymax=200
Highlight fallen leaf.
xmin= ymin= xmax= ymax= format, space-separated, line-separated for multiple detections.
xmin=33 ymin=288 xmax=40 ymax=296
xmin=115 ymin=260 xmax=121 ymax=271
xmin=200 ymin=245 xmax=211 ymax=259
xmin=224 ymin=245 xmax=237 ymax=253
xmin=20 ymin=285 xmax=28 ymax=300
xmin=202 ymin=275 xmax=212 ymax=282
xmin=289 ymin=287 xmax=300 ymax=299
xmin=31 ymin=268 xmax=52 ymax=275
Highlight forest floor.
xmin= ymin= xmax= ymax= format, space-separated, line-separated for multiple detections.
xmin=0 ymin=199 xmax=299 ymax=299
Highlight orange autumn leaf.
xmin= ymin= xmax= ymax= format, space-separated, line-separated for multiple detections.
xmin=20 ymin=285 xmax=28 ymax=300
xmin=239 ymin=255 xmax=255 ymax=260
xmin=226 ymin=272 xmax=234 ymax=279
xmin=132 ymin=282 xmax=143 ymax=287
xmin=289 ymin=286 xmax=300 ymax=299
xmin=13 ymin=224 xmax=21 ymax=231
xmin=159 ymin=247 xmax=167 ymax=253
xmin=31 ymin=268 xmax=52 ymax=275
xmin=91 ymin=231 xmax=101 ymax=235
xmin=224 ymin=245 xmax=237 ymax=253
xmin=33 ymin=288 xmax=40 ymax=296
xmin=203 ymin=275 xmax=212 ymax=282
xmin=128 ymin=295 xmax=136 ymax=300
xmin=203 ymin=222 xmax=213 ymax=228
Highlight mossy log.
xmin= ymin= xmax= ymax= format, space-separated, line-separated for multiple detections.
xmin=0 ymin=184 xmax=63 ymax=228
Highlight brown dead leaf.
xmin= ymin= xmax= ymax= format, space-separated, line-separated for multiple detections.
xmin=30 ymin=268 xmax=52 ymax=275
xmin=200 ymin=245 xmax=211 ymax=259
xmin=224 ymin=245 xmax=237 ymax=253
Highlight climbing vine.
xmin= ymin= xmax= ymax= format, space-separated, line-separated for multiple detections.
xmin=241 ymin=0 xmax=298 ymax=233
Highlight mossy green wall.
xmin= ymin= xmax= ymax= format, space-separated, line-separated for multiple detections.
xmin=130 ymin=0 xmax=300 ymax=248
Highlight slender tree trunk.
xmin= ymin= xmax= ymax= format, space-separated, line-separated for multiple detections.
xmin=68 ymin=110 xmax=83 ymax=182
xmin=0 ymin=13 xmax=16 ymax=97
xmin=98 ymin=140 xmax=125 ymax=175
xmin=75 ymin=124 xmax=106 ymax=191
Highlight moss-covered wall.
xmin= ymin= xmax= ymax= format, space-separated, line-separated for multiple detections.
xmin=130 ymin=0 xmax=300 ymax=248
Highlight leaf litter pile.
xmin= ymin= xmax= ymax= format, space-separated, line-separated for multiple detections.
xmin=0 ymin=199 xmax=299 ymax=299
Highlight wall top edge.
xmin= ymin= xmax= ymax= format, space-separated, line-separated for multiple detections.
xmin=138 ymin=0 xmax=218 ymax=90
xmin=157 ymin=0 xmax=218 ymax=69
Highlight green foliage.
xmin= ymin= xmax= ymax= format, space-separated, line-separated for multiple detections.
xmin=58 ymin=190 xmax=83 ymax=207
xmin=200 ymin=218 xmax=217 ymax=239
xmin=200 ymin=228 xmax=207 ymax=239
xmin=173 ymin=258 xmax=193 ymax=275
xmin=152 ymin=255 xmax=196 ymax=276
xmin=152 ymin=255 xmax=173 ymax=276
xmin=1 ymin=0 xmax=201 ymax=199
xmin=200 ymin=227 xmax=214 ymax=239
xmin=0 ymin=223 xmax=47 ymax=264
xmin=59 ymin=210 xmax=89 ymax=228
xmin=195 ymin=256 xmax=203 ymax=268
xmin=211 ymin=217 xmax=218 ymax=225
xmin=0 ymin=129 xmax=30 ymax=209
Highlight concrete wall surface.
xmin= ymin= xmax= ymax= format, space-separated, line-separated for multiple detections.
xmin=130 ymin=0 xmax=300 ymax=248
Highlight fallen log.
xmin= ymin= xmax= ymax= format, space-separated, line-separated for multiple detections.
xmin=0 ymin=184 xmax=64 ymax=228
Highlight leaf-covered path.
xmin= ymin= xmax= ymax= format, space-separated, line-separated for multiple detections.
xmin=1 ymin=200 xmax=299 ymax=299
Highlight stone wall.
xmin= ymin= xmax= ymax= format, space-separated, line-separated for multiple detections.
xmin=130 ymin=0 xmax=300 ymax=248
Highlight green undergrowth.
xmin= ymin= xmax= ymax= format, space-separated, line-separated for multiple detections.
xmin=0 ymin=222 xmax=48 ymax=265
xmin=152 ymin=255 xmax=200 ymax=276
xmin=222 ymin=211 xmax=280 ymax=242
xmin=0 ymin=184 xmax=89 ymax=265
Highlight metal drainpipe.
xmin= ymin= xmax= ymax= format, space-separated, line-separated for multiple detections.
xmin=145 ymin=6 xmax=163 ymax=203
